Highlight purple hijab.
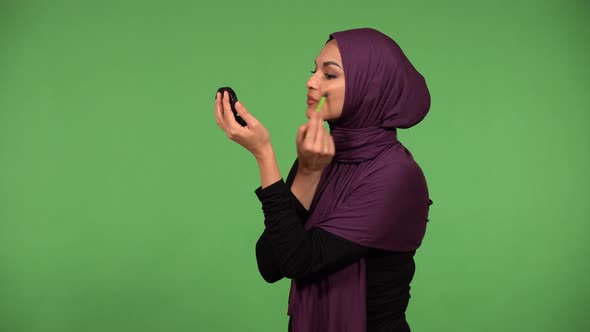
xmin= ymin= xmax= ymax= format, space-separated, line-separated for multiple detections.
xmin=287 ymin=28 xmax=432 ymax=331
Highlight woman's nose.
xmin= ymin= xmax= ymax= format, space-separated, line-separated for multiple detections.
xmin=306 ymin=73 xmax=319 ymax=90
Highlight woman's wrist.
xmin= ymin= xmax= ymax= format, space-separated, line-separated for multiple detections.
xmin=253 ymin=144 xmax=274 ymax=162
xmin=296 ymin=165 xmax=324 ymax=177
xmin=254 ymin=145 xmax=281 ymax=189
xmin=290 ymin=169 xmax=322 ymax=210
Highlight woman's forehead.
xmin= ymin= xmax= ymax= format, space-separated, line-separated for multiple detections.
xmin=318 ymin=40 xmax=341 ymax=61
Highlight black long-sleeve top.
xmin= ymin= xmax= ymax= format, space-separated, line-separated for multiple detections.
xmin=255 ymin=159 xmax=416 ymax=332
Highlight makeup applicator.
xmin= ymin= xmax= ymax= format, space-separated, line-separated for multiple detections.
xmin=316 ymin=93 xmax=328 ymax=112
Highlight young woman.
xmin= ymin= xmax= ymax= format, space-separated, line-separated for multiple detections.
xmin=214 ymin=27 xmax=433 ymax=332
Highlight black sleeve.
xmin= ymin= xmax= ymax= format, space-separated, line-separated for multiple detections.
xmin=255 ymin=159 xmax=309 ymax=283
xmin=255 ymin=229 xmax=284 ymax=283
xmin=284 ymin=158 xmax=312 ymax=222
xmin=254 ymin=159 xmax=370 ymax=283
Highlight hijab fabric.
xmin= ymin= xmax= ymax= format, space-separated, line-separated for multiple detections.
xmin=287 ymin=28 xmax=432 ymax=332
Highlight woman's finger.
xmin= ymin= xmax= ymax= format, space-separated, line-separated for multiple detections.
xmin=214 ymin=92 xmax=223 ymax=128
xmin=296 ymin=123 xmax=308 ymax=147
xmin=221 ymin=91 xmax=239 ymax=128
xmin=235 ymin=101 xmax=257 ymax=126
xmin=306 ymin=111 xmax=320 ymax=145
xmin=314 ymin=112 xmax=324 ymax=147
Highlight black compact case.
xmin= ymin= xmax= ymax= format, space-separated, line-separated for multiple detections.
xmin=216 ymin=87 xmax=247 ymax=127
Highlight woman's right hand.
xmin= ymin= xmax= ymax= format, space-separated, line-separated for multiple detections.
xmin=295 ymin=110 xmax=335 ymax=175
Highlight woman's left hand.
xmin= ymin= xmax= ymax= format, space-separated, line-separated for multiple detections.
xmin=214 ymin=91 xmax=271 ymax=158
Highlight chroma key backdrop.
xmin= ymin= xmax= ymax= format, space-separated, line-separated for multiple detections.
xmin=0 ymin=0 xmax=588 ymax=331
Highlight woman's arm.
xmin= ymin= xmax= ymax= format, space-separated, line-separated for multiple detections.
xmin=290 ymin=112 xmax=331 ymax=210
xmin=215 ymin=90 xmax=366 ymax=282
xmin=289 ymin=168 xmax=322 ymax=210
xmin=255 ymin=158 xmax=310 ymax=283
xmin=255 ymin=158 xmax=369 ymax=283
xmin=254 ymin=111 xmax=357 ymax=282
xmin=255 ymin=178 xmax=370 ymax=282
xmin=254 ymin=145 xmax=322 ymax=206
xmin=254 ymin=145 xmax=281 ymax=189
xmin=255 ymin=229 xmax=283 ymax=283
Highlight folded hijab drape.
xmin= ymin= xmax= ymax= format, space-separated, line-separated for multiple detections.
xmin=287 ymin=28 xmax=432 ymax=332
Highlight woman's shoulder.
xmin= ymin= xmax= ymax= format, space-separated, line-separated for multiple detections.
xmin=364 ymin=146 xmax=422 ymax=180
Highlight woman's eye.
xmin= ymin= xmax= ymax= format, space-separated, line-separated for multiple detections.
xmin=310 ymin=70 xmax=336 ymax=80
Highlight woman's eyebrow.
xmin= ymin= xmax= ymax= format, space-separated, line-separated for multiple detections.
xmin=314 ymin=60 xmax=343 ymax=69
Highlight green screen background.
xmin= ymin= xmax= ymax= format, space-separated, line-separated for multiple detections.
xmin=1 ymin=0 xmax=588 ymax=331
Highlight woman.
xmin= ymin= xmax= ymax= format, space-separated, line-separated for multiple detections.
xmin=214 ymin=27 xmax=432 ymax=332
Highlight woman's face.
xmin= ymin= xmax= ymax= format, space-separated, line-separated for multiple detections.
xmin=306 ymin=39 xmax=345 ymax=121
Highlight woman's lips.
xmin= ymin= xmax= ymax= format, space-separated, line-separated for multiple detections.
xmin=307 ymin=98 xmax=318 ymax=105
